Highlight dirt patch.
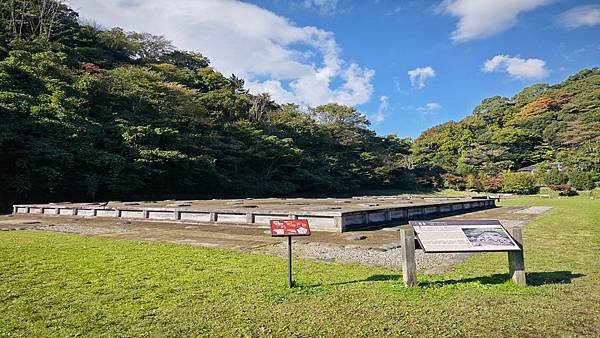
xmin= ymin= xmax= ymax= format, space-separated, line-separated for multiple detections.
xmin=515 ymin=206 xmax=553 ymax=214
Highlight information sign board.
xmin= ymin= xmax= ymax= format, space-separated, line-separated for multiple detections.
xmin=409 ymin=220 xmax=521 ymax=253
xmin=270 ymin=219 xmax=311 ymax=237
xmin=270 ymin=219 xmax=311 ymax=288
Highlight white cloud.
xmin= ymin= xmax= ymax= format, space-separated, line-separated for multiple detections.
xmin=416 ymin=102 xmax=442 ymax=113
xmin=482 ymin=55 xmax=550 ymax=80
xmin=482 ymin=55 xmax=549 ymax=80
xmin=302 ymin=0 xmax=340 ymax=15
xmin=71 ymin=0 xmax=373 ymax=107
xmin=371 ymin=95 xmax=389 ymax=124
xmin=559 ymin=5 xmax=600 ymax=28
xmin=439 ymin=0 xmax=551 ymax=42
xmin=408 ymin=66 xmax=436 ymax=89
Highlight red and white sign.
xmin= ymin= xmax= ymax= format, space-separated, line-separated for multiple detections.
xmin=270 ymin=219 xmax=311 ymax=237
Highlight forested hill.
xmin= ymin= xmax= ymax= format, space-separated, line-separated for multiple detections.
xmin=0 ymin=1 xmax=598 ymax=209
xmin=0 ymin=1 xmax=414 ymax=208
xmin=411 ymin=69 xmax=600 ymax=181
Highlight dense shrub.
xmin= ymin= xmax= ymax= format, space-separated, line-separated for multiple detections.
xmin=549 ymin=184 xmax=578 ymax=196
xmin=569 ymin=171 xmax=597 ymax=191
xmin=544 ymin=170 xmax=568 ymax=186
xmin=442 ymin=173 xmax=468 ymax=190
xmin=502 ymin=172 xmax=538 ymax=194
xmin=479 ymin=175 xmax=503 ymax=193
xmin=466 ymin=175 xmax=483 ymax=191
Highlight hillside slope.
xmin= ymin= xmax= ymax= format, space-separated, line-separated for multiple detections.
xmin=0 ymin=1 xmax=412 ymax=208
xmin=411 ymin=69 xmax=600 ymax=178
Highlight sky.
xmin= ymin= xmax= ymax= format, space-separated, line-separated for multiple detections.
xmin=70 ymin=0 xmax=600 ymax=138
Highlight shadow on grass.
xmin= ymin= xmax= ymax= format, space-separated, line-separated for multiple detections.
xmin=420 ymin=271 xmax=585 ymax=287
xmin=299 ymin=271 xmax=584 ymax=289
xmin=299 ymin=274 xmax=402 ymax=288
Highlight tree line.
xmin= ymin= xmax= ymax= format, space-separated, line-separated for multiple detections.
xmin=0 ymin=0 xmax=415 ymax=209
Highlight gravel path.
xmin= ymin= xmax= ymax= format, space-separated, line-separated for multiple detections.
xmin=258 ymin=241 xmax=471 ymax=274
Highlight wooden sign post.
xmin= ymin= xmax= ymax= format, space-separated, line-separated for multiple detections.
xmin=507 ymin=226 xmax=526 ymax=285
xmin=400 ymin=225 xmax=417 ymax=287
xmin=401 ymin=220 xmax=526 ymax=287
xmin=270 ymin=219 xmax=311 ymax=288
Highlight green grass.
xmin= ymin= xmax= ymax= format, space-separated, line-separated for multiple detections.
xmin=1 ymin=197 xmax=600 ymax=337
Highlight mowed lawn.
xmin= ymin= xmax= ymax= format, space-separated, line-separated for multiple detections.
xmin=1 ymin=198 xmax=599 ymax=337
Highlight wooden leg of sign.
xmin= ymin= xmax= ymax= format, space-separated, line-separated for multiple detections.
xmin=287 ymin=236 xmax=294 ymax=288
xmin=400 ymin=226 xmax=417 ymax=287
xmin=507 ymin=226 xmax=526 ymax=286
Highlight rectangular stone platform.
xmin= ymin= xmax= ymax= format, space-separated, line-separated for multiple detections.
xmin=12 ymin=196 xmax=496 ymax=232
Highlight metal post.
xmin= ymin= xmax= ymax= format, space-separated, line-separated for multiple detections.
xmin=288 ymin=236 xmax=293 ymax=288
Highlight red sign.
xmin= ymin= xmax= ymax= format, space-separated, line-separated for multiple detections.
xmin=270 ymin=219 xmax=311 ymax=237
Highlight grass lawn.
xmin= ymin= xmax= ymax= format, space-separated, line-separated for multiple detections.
xmin=1 ymin=197 xmax=599 ymax=337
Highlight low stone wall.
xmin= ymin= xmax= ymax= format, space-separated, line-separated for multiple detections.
xmin=12 ymin=198 xmax=496 ymax=232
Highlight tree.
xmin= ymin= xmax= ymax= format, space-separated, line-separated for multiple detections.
xmin=0 ymin=0 xmax=77 ymax=42
xmin=311 ymin=103 xmax=369 ymax=128
xmin=126 ymin=31 xmax=174 ymax=62
xmin=160 ymin=50 xmax=209 ymax=71
xmin=248 ymin=93 xmax=276 ymax=122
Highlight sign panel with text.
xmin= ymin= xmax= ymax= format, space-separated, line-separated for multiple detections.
xmin=409 ymin=220 xmax=521 ymax=253
xmin=270 ymin=219 xmax=311 ymax=237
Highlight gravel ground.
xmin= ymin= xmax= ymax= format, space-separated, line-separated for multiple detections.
xmin=35 ymin=225 xmax=129 ymax=235
xmin=258 ymin=241 xmax=471 ymax=274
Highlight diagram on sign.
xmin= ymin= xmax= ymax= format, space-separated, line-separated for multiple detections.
xmin=409 ymin=220 xmax=521 ymax=253
xmin=462 ymin=227 xmax=513 ymax=247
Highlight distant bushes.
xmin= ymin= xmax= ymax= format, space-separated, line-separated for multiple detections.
xmin=440 ymin=171 xmax=536 ymax=195
xmin=548 ymin=184 xmax=578 ymax=196
xmin=439 ymin=168 xmax=598 ymax=195
xmin=478 ymin=175 xmax=504 ymax=193
xmin=569 ymin=171 xmax=596 ymax=191
xmin=442 ymin=173 xmax=467 ymax=190
xmin=542 ymin=170 xmax=597 ymax=193
xmin=543 ymin=170 xmax=567 ymax=186
xmin=442 ymin=173 xmax=503 ymax=192
xmin=501 ymin=172 xmax=538 ymax=195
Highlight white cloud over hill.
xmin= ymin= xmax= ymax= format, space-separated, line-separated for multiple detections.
xmin=483 ymin=54 xmax=549 ymax=80
xmin=71 ymin=0 xmax=374 ymax=107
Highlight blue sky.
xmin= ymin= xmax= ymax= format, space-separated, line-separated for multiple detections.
xmin=72 ymin=0 xmax=600 ymax=137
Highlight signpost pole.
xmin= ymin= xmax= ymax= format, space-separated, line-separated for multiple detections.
xmin=287 ymin=236 xmax=293 ymax=288
xmin=270 ymin=219 xmax=309 ymax=288
xmin=400 ymin=225 xmax=417 ymax=287
xmin=507 ymin=226 xmax=526 ymax=286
